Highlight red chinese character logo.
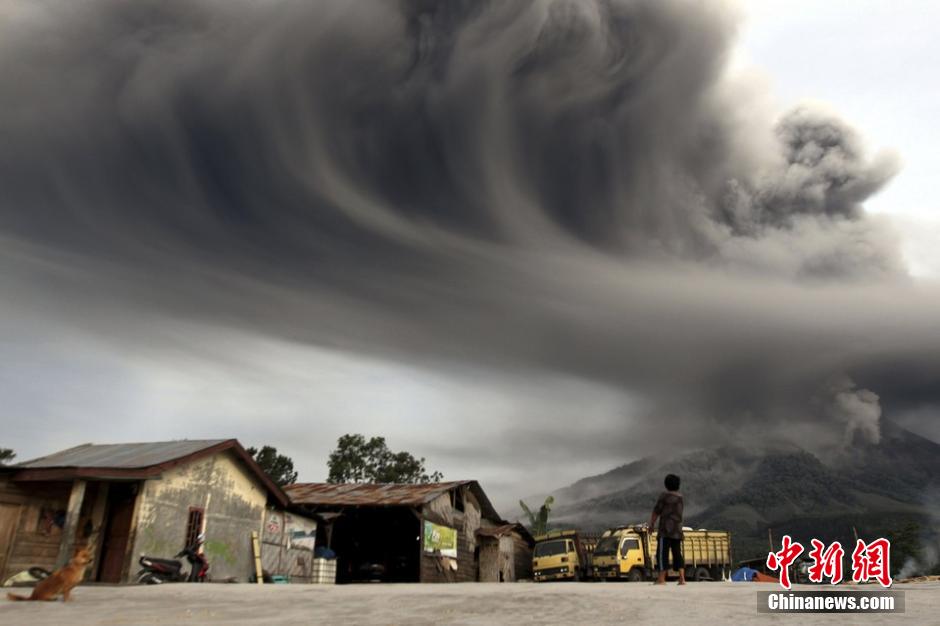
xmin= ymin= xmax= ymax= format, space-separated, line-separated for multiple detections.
xmin=807 ymin=539 xmax=844 ymax=584
xmin=851 ymin=538 xmax=892 ymax=587
xmin=766 ymin=534 xmax=804 ymax=589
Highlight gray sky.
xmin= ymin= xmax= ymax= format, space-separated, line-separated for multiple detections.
xmin=1 ymin=0 xmax=939 ymax=514
xmin=738 ymin=0 xmax=940 ymax=275
xmin=736 ymin=0 xmax=940 ymax=278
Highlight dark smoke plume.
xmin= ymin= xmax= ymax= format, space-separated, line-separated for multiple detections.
xmin=0 ymin=0 xmax=937 ymax=456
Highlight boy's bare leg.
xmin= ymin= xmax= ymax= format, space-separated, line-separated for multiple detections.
xmin=654 ymin=571 xmax=667 ymax=585
xmin=678 ymin=569 xmax=686 ymax=585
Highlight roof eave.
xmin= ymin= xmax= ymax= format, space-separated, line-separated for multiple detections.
xmin=10 ymin=439 xmax=290 ymax=508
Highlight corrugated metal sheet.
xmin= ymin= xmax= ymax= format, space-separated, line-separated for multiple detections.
xmin=285 ymin=480 xmax=505 ymax=524
xmin=15 ymin=439 xmax=231 ymax=469
xmin=476 ymin=524 xmax=518 ymax=538
xmin=284 ymin=481 xmax=472 ymax=507
xmin=477 ymin=523 xmax=535 ymax=545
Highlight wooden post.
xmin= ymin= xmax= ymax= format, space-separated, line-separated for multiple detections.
xmin=57 ymin=480 xmax=87 ymax=567
xmin=417 ymin=510 xmax=426 ymax=583
xmin=251 ymin=531 xmax=264 ymax=584
xmin=86 ymin=483 xmax=110 ymax=578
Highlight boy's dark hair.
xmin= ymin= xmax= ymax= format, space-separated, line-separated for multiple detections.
xmin=664 ymin=474 xmax=680 ymax=491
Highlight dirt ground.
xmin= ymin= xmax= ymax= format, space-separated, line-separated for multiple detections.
xmin=1 ymin=581 xmax=936 ymax=625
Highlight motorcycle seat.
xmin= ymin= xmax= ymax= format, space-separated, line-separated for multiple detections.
xmin=141 ymin=556 xmax=183 ymax=571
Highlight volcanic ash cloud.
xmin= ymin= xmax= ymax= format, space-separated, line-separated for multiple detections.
xmin=0 ymin=0 xmax=936 ymax=454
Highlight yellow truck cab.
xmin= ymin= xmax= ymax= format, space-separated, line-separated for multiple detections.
xmin=532 ymin=530 xmax=591 ymax=581
xmin=592 ymin=525 xmax=731 ymax=582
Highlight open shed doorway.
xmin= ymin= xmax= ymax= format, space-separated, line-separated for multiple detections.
xmin=95 ymin=482 xmax=139 ymax=583
xmin=330 ymin=508 xmax=420 ymax=583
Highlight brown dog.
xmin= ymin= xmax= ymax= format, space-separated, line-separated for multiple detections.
xmin=7 ymin=546 xmax=93 ymax=602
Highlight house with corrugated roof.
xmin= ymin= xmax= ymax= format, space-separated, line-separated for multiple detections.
xmin=0 ymin=439 xmax=315 ymax=584
xmin=285 ymin=481 xmax=533 ymax=583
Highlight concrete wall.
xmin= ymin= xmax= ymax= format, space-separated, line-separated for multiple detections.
xmin=130 ymin=451 xmax=267 ymax=582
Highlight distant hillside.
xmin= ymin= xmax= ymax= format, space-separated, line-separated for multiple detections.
xmin=541 ymin=421 xmax=940 ymax=565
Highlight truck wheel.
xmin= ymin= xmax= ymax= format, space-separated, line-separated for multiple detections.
xmin=694 ymin=567 xmax=711 ymax=582
xmin=627 ymin=569 xmax=643 ymax=582
xmin=573 ymin=568 xmax=581 ymax=582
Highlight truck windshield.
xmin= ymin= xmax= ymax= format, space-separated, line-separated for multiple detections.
xmin=534 ymin=540 xmax=568 ymax=557
xmin=593 ymin=536 xmax=620 ymax=557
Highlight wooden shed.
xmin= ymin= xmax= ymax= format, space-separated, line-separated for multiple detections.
xmin=285 ymin=481 xmax=527 ymax=583
xmin=0 ymin=439 xmax=311 ymax=584
xmin=476 ymin=523 xmax=534 ymax=582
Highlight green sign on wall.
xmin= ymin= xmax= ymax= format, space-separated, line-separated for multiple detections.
xmin=423 ymin=520 xmax=458 ymax=558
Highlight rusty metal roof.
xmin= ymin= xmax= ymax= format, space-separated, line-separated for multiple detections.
xmin=476 ymin=524 xmax=518 ymax=538
xmin=285 ymin=480 xmax=503 ymax=521
xmin=476 ymin=523 xmax=535 ymax=545
xmin=284 ymin=481 xmax=472 ymax=506
xmin=16 ymin=439 xmax=231 ymax=468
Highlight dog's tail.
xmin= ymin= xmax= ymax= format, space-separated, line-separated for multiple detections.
xmin=6 ymin=592 xmax=30 ymax=601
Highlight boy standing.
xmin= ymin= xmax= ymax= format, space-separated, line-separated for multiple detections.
xmin=649 ymin=473 xmax=685 ymax=585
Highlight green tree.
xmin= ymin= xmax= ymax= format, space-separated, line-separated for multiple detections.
xmin=0 ymin=448 xmax=14 ymax=465
xmin=520 ymin=496 xmax=554 ymax=535
xmin=246 ymin=445 xmax=298 ymax=486
xmin=327 ymin=434 xmax=443 ymax=484
xmin=887 ymin=520 xmax=940 ymax=577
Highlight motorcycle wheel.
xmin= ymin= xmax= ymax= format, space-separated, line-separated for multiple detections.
xmin=137 ymin=572 xmax=164 ymax=585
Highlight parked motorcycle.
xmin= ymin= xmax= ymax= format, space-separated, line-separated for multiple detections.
xmin=136 ymin=533 xmax=209 ymax=584
xmin=28 ymin=567 xmax=52 ymax=580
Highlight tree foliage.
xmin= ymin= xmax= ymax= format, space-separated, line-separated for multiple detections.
xmin=888 ymin=521 xmax=940 ymax=577
xmin=327 ymin=434 xmax=443 ymax=484
xmin=0 ymin=448 xmax=14 ymax=465
xmin=246 ymin=445 xmax=298 ymax=486
xmin=520 ymin=496 xmax=554 ymax=535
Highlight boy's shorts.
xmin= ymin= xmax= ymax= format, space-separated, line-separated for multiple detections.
xmin=656 ymin=536 xmax=684 ymax=571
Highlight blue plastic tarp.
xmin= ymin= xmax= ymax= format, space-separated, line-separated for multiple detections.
xmin=731 ymin=567 xmax=759 ymax=582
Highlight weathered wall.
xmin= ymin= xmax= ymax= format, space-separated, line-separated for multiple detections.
xmin=424 ymin=492 xmax=454 ymax=526
xmin=0 ymin=478 xmax=71 ymax=581
xmin=478 ymin=537 xmax=500 ymax=582
xmin=498 ymin=535 xmax=515 ymax=582
xmin=455 ymin=489 xmax=481 ymax=583
xmin=478 ymin=535 xmax=519 ymax=582
xmin=82 ymin=482 xmax=110 ymax=577
xmin=421 ymin=493 xmax=457 ymax=583
xmin=261 ymin=509 xmax=317 ymax=582
xmin=420 ymin=548 xmax=457 ymax=582
xmin=512 ymin=534 xmax=533 ymax=580
xmin=130 ymin=451 xmax=266 ymax=582
xmin=420 ymin=486 xmax=485 ymax=583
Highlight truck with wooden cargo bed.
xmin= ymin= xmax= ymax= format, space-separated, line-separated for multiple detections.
xmin=531 ymin=530 xmax=597 ymax=582
xmin=592 ymin=524 xmax=731 ymax=582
